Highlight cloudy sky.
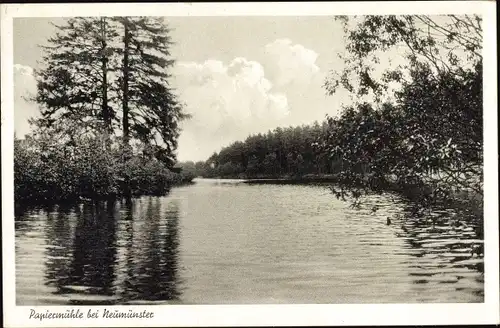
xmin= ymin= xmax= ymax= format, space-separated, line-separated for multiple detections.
xmin=14 ymin=16 xmax=355 ymax=161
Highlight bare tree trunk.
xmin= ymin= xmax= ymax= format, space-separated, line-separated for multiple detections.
xmin=100 ymin=18 xmax=111 ymax=148
xmin=122 ymin=19 xmax=130 ymax=146
xmin=121 ymin=18 xmax=132 ymax=199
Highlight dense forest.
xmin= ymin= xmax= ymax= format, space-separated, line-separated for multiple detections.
xmin=178 ymin=122 xmax=335 ymax=179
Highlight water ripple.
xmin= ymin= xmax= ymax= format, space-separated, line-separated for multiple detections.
xmin=15 ymin=179 xmax=483 ymax=304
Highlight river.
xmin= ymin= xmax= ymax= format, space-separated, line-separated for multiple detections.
xmin=15 ymin=178 xmax=484 ymax=305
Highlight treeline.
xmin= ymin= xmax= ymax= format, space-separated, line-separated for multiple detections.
xmin=15 ymin=17 xmax=191 ymax=203
xmin=179 ymin=123 xmax=337 ymax=179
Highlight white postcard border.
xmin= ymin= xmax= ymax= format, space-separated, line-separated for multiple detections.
xmin=2 ymin=2 xmax=498 ymax=327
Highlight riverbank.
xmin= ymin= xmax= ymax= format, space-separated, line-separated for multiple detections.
xmin=242 ymin=174 xmax=340 ymax=185
xmin=14 ymin=178 xmax=195 ymax=211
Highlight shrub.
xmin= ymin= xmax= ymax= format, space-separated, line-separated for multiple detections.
xmin=14 ymin=134 xmax=183 ymax=203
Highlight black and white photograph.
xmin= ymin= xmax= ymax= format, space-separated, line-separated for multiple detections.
xmin=1 ymin=2 xmax=498 ymax=327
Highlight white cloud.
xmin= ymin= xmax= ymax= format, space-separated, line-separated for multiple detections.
xmin=14 ymin=64 xmax=39 ymax=138
xmin=260 ymin=39 xmax=344 ymax=128
xmin=262 ymin=38 xmax=320 ymax=88
xmin=173 ymin=58 xmax=290 ymax=161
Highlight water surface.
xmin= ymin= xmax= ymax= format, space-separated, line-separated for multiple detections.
xmin=15 ymin=178 xmax=484 ymax=304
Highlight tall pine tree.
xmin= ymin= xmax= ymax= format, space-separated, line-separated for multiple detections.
xmin=115 ymin=17 xmax=189 ymax=167
xmin=34 ymin=16 xmax=189 ymax=166
xmin=35 ymin=17 xmax=119 ymax=140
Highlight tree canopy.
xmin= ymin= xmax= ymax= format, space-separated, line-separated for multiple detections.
xmin=33 ymin=16 xmax=188 ymax=166
xmin=320 ymin=15 xmax=483 ymax=210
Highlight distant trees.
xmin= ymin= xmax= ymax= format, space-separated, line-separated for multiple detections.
xmin=33 ymin=16 xmax=188 ymax=167
xmin=183 ymin=123 xmax=332 ymax=179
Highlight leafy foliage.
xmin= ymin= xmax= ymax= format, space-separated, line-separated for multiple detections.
xmin=320 ymin=15 xmax=483 ymax=212
xmin=325 ymin=15 xmax=482 ymax=101
xmin=14 ymin=129 xmax=192 ymax=203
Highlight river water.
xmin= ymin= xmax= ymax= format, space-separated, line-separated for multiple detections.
xmin=15 ymin=179 xmax=484 ymax=305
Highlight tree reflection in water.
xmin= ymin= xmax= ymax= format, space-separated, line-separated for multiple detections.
xmin=46 ymin=201 xmax=119 ymax=304
xmin=42 ymin=197 xmax=182 ymax=304
xmin=31 ymin=187 xmax=483 ymax=304
xmin=356 ymin=193 xmax=484 ymax=301
xmin=121 ymin=197 xmax=182 ymax=303
xmin=44 ymin=203 xmax=77 ymax=294
xmin=396 ymin=200 xmax=484 ymax=299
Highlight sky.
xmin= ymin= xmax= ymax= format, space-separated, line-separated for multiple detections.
xmin=14 ymin=16 xmax=361 ymax=161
